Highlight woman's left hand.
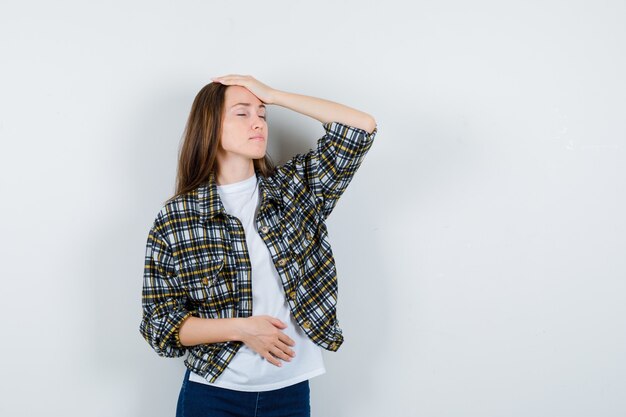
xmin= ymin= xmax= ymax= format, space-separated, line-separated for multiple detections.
xmin=211 ymin=74 xmax=278 ymax=104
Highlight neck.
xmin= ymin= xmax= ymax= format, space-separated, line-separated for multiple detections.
xmin=216 ymin=161 xmax=255 ymax=186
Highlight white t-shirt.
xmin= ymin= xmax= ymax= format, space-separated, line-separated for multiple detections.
xmin=188 ymin=171 xmax=326 ymax=391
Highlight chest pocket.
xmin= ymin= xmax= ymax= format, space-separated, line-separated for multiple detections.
xmin=179 ymin=258 xmax=226 ymax=304
xmin=289 ymin=211 xmax=321 ymax=261
xmin=296 ymin=222 xmax=317 ymax=256
xmin=285 ymin=207 xmax=333 ymax=291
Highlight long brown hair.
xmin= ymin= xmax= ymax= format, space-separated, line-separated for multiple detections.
xmin=166 ymin=82 xmax=276 ymax=203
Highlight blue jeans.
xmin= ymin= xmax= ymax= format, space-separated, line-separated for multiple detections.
xmin=176 ymin=368 xmax=311 ymax=417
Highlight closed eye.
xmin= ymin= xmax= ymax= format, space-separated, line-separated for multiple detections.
xmin=237 ymin=114 xmax=266 ymax=120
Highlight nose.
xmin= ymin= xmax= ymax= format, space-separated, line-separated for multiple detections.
xmin=253 ymin=115 xmax=264 ymax=129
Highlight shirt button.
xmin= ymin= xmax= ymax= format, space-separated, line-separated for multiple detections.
xmin=302 ymin=320 xmax=311 ymax=329
xmin=329 ymin=342 xmax=338 ymax=350
xmin=305 ymin=232 xmax=314 ymax=241
xmin=202 ymin=277 xmax=209 ymax=286
xmin=277 ymin=258 xmax=288 ymax=267
xmin=288 ymin=290 xmax=297 ymax=300
xmin=260 ymin=225 xmax=269 ymax=233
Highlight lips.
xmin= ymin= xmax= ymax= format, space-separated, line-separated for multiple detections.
xmin=249 ymin=135 xmax=265 ymax=141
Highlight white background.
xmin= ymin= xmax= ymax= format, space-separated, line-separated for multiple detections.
xmin=1 ymin=1 xmax=625 ymax=416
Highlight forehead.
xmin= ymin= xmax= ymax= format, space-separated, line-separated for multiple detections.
xmin=224 ymin=85 xmax=263 ymax=106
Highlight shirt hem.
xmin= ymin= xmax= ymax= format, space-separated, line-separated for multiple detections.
xmin=189 ymin=366 xmax=326 ymax=392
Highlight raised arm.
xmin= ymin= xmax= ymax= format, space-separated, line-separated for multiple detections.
xmin=210 ymin=74 xmax=377 ymax=133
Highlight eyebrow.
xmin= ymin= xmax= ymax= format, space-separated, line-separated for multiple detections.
xmin=230 ymin=102 xmax=266 ymax=109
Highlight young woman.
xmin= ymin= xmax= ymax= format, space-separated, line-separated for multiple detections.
xmin=140 ymin=74 xmax=377 ymax=417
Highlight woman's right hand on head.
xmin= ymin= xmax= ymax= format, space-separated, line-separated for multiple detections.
xmin=211 ymin=74 xmax=278 ymax=104
xmin=235 ymin=315 xmax=296 ymax=367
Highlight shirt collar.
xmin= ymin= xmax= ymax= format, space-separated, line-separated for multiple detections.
xmin=197 ymin=168 xmax=282 ymax=223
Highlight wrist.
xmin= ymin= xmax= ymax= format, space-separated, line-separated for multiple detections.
xmin=230 ymin=317 xmax=247 ymax=343
xmin=269 ymin=89 xmax=289 ymax=107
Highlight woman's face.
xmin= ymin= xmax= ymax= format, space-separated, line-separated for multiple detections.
xmin=219 ymin=85 xmax=268 ymax=162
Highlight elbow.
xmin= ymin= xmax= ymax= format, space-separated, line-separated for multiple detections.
xmin=139 ymin=315 xmax=188 ymax=358
xmin=362 ymin=115 xmax=377 ymax=134
xmin=367 ymin=120 xmax=377 ymax=135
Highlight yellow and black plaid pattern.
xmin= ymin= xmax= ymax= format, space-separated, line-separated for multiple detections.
xmin=140 ymin=121 xmax=377 ymax=383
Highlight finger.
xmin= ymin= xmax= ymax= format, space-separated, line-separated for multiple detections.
xmin=212 ymin=74 xmax=245 ymax=82
xmin=277 ymin=341 xmax=296 ymax=358
xmin=212 ymin=74 xmax=240 ymax=79
xmin=265 ymin=352 xmax=282 ymax=367
xmin=271 ymin=318 xmax=287 ymax=329
xmin=262 ymin=315 xmax=280 ymax=325
xmin=278 ymin=333 xmax=296 ymax=347
xmin=211 ymin=78 xmax=235 ymax=85
xmin=216 ymin=74 xmax=249 ymax=79
xmin=210 ymin=75 xmax=235 ymax=84
xmin=269 ymin=346 xmax=292 ymax=362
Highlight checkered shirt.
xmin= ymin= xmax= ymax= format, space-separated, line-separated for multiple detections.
xmin=140 ymin=121 xmax=377 ymax=382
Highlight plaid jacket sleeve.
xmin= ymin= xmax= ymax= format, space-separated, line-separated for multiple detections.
xmin=278 ymin=121 xmax=378 ymax=220
xmin=139 ymin=224 xmax=193 ymax=358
